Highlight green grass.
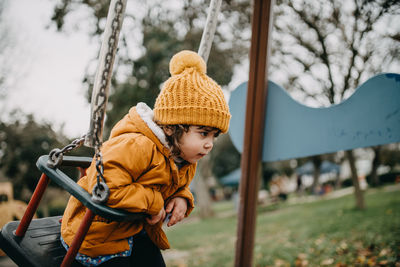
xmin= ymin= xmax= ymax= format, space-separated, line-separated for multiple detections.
xmin=164 ymin=187 xmax=400 ymax=267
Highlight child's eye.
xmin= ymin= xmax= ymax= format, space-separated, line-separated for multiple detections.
xmin=200 ymin=132 xmax=208 ymax=137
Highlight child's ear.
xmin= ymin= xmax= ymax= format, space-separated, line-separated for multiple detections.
xmin=163 ymin=126 xmax=174 ymax=136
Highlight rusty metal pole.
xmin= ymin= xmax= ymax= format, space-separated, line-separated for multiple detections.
xmin=234 ymin=0 xmax=274 ymax=266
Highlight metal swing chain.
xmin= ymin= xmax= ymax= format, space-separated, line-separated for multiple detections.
xmin=89 ymin=0 xmax=127 ymax=204
xmin=47 ymin=135 xmax=86 ymax=168
xmin=92 ymin=149 xmax=109 ymax=204
xmin=46 ymin=0 xmax=126 ymax=205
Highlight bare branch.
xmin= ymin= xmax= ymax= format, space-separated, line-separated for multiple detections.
xmin=287 ymin=1 xmax=336 ymax=103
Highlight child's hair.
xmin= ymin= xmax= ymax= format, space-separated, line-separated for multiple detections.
xmin=159 ymin=124 xmax=221 ymax=158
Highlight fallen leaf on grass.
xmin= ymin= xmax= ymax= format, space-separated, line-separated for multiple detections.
xmin=321 ymin=258 xmax=334 ymax=265
xmin=314 ymin=238 xmax=324 ymax=246
xmin=358 ymin=248 xmax=372 ymax=257
xmin=356 ymin=255 xmax=366 ymax=265
xmin=378 ymin=260 xmax=388 ymax=265
xmin=367 ymin=257 xmax=376 ymax=266
xmin=336 ymin=241 xmax=349 ymax=255
xmin=274 ymin=258 xmax=290 ymax=267
xmin=295 ymin=254 xmax=308 ymax=267
xmin=378 ymin=248 xmax=390 ymax=257
xmin=295 ymin=259 xmax=308 ymax=267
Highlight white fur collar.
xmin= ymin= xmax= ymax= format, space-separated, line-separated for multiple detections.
xmin=136 ymin=102 xmax=170 ymax=149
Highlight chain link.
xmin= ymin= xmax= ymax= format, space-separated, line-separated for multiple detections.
xmin=90 ymin=0 xmax=126 ymax=203
xmin=47 ymin=136 xmax=86 ymax=168
xmin=92 ymin=0 xmax=125 ymax=153
xmin=91 ymin=151 xmax=110 ymax=203
xmin=47 ymin=1 xmax=126 ymax=205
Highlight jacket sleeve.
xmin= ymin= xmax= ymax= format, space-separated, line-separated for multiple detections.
xmin=107 ymin=183 xmax=163 ymax=215
xmin=95 ymin=134 xmax=164 ymax=215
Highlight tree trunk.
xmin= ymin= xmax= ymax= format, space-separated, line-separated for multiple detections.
xmin=311 ymin=155 xmax=322 ymax=194
xmin=370 ymin=146 xmax=381 ymax=187
xmin=193 ymin=154 xmax=214 ymax=218
xmin=334 ymin=173 xmax=342 ymax=189
xmin=346 ymin=150 xmax=365 ymax=210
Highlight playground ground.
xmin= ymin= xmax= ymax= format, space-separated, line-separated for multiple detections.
xmin=162 ymin=183 xmax=400 ymax=267
xmin=0 ymin=184 xmax=399 ymax=266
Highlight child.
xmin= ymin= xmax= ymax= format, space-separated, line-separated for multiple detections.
xmin=60 ymin=50 xmax=231 ymax=266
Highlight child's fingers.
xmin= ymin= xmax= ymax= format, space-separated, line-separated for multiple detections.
xmin=165 ymin=200 xmax=175 ymax=213
xmin=167 ymin=210 xmax=185 ymax=227
xmin=146 ymin=208 xmax=165 ymax=225
xmin=167 ymin=216 xmax=177 ymax=227
xmin=160 ymin=209 xmax=166 ymax=222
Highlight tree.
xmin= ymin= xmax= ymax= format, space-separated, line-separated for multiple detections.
xmin=269 ymin=0 xmax=400 ymax=209
xmin=310 ymin=155 xmax=322 ymax=193
xmin=0 ymin=1 xmax=16 ymax=99
xmin=369 ymin=146 xmax=381 ymax=186
xmin=0 ymin=110 xmax=68 ymax=201
xmin=192 ymin=155 xmax=215 ymax=218
xmin=210 ymin=134 xmax=241 ymax=179
xmin=380 ymin=143 xmax=400 ymax=170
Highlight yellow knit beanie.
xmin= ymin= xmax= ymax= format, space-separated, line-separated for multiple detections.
xmin=154 ymin=50 xmax=231 ymax=133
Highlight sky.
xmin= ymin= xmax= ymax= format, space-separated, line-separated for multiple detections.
xmin=3 ymin=0 xmax=97 ymax=138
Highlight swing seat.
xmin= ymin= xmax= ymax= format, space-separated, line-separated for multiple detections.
xmin=0 ymin=155 xmax=146 ymax=267
xmin=0 ymin=216 xmax=66 ymax=267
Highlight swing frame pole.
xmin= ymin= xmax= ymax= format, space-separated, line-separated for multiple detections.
xmin=234 ymin=0 xmax=274 ymax=266
xmin=198 ymin=0 xmax=222 ymax=63
xmin=85 ymin=0 xmax=127 ymax=149
xmin=15 ymin=174 xmax=50 ymax=237
xmin=60 ymin=209 xmax=95 ymax=267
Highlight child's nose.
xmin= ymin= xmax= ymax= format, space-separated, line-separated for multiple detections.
xmin=204 ymin=139 xmax=214 ymax=150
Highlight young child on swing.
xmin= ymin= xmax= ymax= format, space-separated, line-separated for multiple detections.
xmin=60 ymin=50 xmax=231 ymax=267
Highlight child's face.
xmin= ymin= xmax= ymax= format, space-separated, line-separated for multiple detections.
xmin=177 ymin=126 xmax=219 ymax=164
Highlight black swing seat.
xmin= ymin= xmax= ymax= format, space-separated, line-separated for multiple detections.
xmin=0 ymin=155 xmax=146 ymax=267
xmin=0 ymin=216 xmax=65 ymax=267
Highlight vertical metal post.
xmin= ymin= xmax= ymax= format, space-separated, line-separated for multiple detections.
xmin=85 ymin=0 xmax=127 ymax=148
xmin=198 ymin=0 xmax=222 ymax=63
xmin=15 ymin=174 xmax=50 ymax=237
xmin=61 ymin=209 xmax=95 ymax=267
xmin=234 ymin=0 xmax=274 ymax=266
xmin=78 ymin=167 xmax=87 ymax=178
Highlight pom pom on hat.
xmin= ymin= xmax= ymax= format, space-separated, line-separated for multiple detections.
xmin=154 ymin=50 xmax=231 ymax=133
xmin=169 ymin=50 xmax=207 ymax=76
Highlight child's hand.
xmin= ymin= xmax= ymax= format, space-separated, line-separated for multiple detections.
xmin=146 ymin=207 xmax=166 ymax=225
xmin=165 ymin=197 xmax=187 ymax=227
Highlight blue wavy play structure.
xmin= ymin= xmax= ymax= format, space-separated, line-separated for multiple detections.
xmin=229 ymin=73 xmax=400 ymax=162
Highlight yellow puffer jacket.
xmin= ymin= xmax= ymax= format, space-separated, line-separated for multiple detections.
xmin=61 ymin=103 xmax=196 ymax=257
